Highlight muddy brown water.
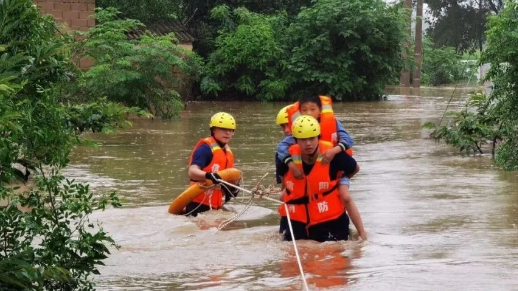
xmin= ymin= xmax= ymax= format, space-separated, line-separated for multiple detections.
xmin=65 ymin=87 xmax=518 ymax=290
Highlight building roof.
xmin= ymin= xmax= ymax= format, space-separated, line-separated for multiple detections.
xmin=126 ymin=19 xmax=194 ymax=43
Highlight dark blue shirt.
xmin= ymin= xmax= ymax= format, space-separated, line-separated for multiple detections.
xmin=275 ymin=153 xmax=283 ymax=184
xmin=190 ymin=143 xmax=213 ymax=169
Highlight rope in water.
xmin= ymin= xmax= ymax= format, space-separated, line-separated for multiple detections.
xmin=216 ymin=173 xmax=269 ymax=231
xmin=186 ymin=174 xmax=246 ymax=217
xmin=216 ymin=179 xmax=310 ymax=291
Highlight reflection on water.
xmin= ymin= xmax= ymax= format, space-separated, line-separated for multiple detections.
xmin=277 ymin=242 xmax=363 ymax=290
xmin=66 ymin=87 xmax=518 ymax=290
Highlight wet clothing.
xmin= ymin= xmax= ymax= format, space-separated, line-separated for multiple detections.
xmin=276 ymin=143 xmax=357 ymax=241
xmin=276 ymin=150 xmax=357 ymax=184
xmin=275 ymin=152 xmax=283 ymax=184
xmin=185 ymin=137 xmax=235 ymax=216
xmin=190 ymin=143 xmax=213 ymax=169
xmin=277 ymin=120 xmax=353 ymax=163
xmin=277 ymin=121 xmax=353 ymax=187
xmin=278 ymin=96 xmax=354 ymax=187
xmin=283 ymin=96 xmax=354 ymax=159
xmin=185 ymin=187 xmax=238 ymax=217
xmin=185 ymin=202 xmax=212 ymax=217
xmin=279 ymin=212 xmax=350 ymax=242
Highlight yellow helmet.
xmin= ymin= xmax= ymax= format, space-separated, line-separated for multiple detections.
xmin=292 ymin=115 xmax=320 ymax=139
xmin=209 ymin=112 xmax=236 ymax=130
xmin=275 ymin=105 xmax=290 ymax=125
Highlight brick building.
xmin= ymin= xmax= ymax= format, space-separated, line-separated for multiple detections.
xmin=33 ymin=0 xmax=195 ymax=97
xmin=34 ymin=0 xmax=96 ymax=31
xmin=33 ymin=0 xmax=194 ymax=48
xmin=34 ymin=0 xmax=96 ymax=68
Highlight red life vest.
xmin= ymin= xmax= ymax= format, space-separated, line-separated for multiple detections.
xmin=287 ymin=95 xmax=353 ymax=156
xmin=188 ymin=137 xmax=234 ymax=209
xmin=278 ymin=141 xmax=345 ymax=226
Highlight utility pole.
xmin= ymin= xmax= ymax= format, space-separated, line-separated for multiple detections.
xmin=478 ymin=0 xmax=484 ymax=52
xmin=413 ymin=0 xmax=423 ymax=88
xmin=400 ymin=0 xmax=412 ymax=87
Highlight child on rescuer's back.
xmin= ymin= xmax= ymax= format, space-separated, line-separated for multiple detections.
xmin=277 ymin=95 xmax=355 ymax=188
xmin=275 ymin=105 xmax=291 ymax=185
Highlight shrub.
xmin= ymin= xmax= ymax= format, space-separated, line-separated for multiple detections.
xmin=421 ymin=38 xmax=475 ymax=86
xmin=284 ymin=0 xmax=407 ymax=100
xmin=201 ymin=6 xmax=288 ymax=101
xmin=70 ymin=8 xmax=202 ymax=119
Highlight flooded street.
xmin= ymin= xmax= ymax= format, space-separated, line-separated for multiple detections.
xmin=66 ymin=87 xmax=518 ymax=290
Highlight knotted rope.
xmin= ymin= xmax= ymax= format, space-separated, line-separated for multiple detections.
xmin=216 ymin=173 xmax=269 ymax=231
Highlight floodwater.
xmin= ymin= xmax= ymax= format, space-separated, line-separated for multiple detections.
xmin=65 ymin=87 xmax=518 ymax=291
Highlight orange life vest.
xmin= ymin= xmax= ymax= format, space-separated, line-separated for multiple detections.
xmin=287 ymin=95 xmax=353 ymax=156
xmin=278 ymin=141 xmax=345 ymax=226
xmin=188 ymin=137 xmax=234 ymax=209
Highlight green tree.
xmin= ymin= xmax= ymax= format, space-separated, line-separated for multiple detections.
xmin=202 ymin=0 xmax=407 ymax=101
xmin=201 ymin=6 xmax=288 ymax=100
xmin=425 ymin=0 xmax=504 ymax=52
xmin=0 ymin=46 xmax=126 ymax=291
xmin=285 ymin=0 xmax=407 ymax=100
xmin=424 ymin=92 xmax=500 ymax=155
xmin=96 ymin=0 xmax=311 ymax=57
xmin=0 ymin=81 xmax=123 ymax=290
xmin=96 ymin=0 xmax=181 ymax=22
xmin=69 ymin=8 xmax=202 ymax=119
xmin=180 ymin=0 xmax=311 ymax=56
xmin=424 ymin=1 xmax=518 ymax=170
xmin=0 ymin=1 xmax=143 ymax=289
xmin=0 ymin=0 xmax=72 ymax=96
xmin=420 ymin=38 xmax=475 ymax=86
xmin=0 ymin=47 xmax=26 ymax=182
xmin=481 ymin=0 xmax=518 ymax=169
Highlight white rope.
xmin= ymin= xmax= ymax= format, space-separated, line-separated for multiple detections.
xmin=216 ymin=198 xmax=253 ymax=231
xmin=186 ymin=177 xmax=240 ymax=217
xmin=184 ymin=189 xmax=211 ymax=216
xmin=217 ymin=173 xmax=266 ymax=231
xmin=216 ymin=179 xmax=310 ymax=291
xmin=217 ymin=180 xmax=281 ymax=204
xmin=284 ymin=203 xmax=310 ymax=291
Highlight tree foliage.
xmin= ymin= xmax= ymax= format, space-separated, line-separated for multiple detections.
xmin=0 ymin=0 xmax=72 ymax=95
xmin=0 ymin=1 xmax=142 ymax=289
xmin=0 ymin=48 xmax=124 ymax=291
xmin=201 ymin=0 xmax=407 ymax=101
xmin=285 ymin=0 xmax=407 ymax=100
xmin=425 ymin=0 xmax=504 ymax=52
xmin=180 ymin=0 xmax=311 ymax=56
xmin=69 ymin=8 xmax=202 ymax=119
xmin=96 ymin=0 xmax=311 ymax=57
xmin=201 ymin=6 xmax=287 ymax=100
xmin=421 ymin=38 xmax=475 ymax=86
xmin=481 ymin=1 xmax=518 ymax=169
xmin=96 ymin=0 xmax=181 ymax=22
xmin=425 ymin=1 xmax=518 ymax=170
xmin=423 ymin=92 xmax=500 ymax=155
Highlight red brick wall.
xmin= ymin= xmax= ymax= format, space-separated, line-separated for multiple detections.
xmin=34 ymin=0 xmax=95 ymax=32
xmin=34 ymin=0 xmax=96 ymax=69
